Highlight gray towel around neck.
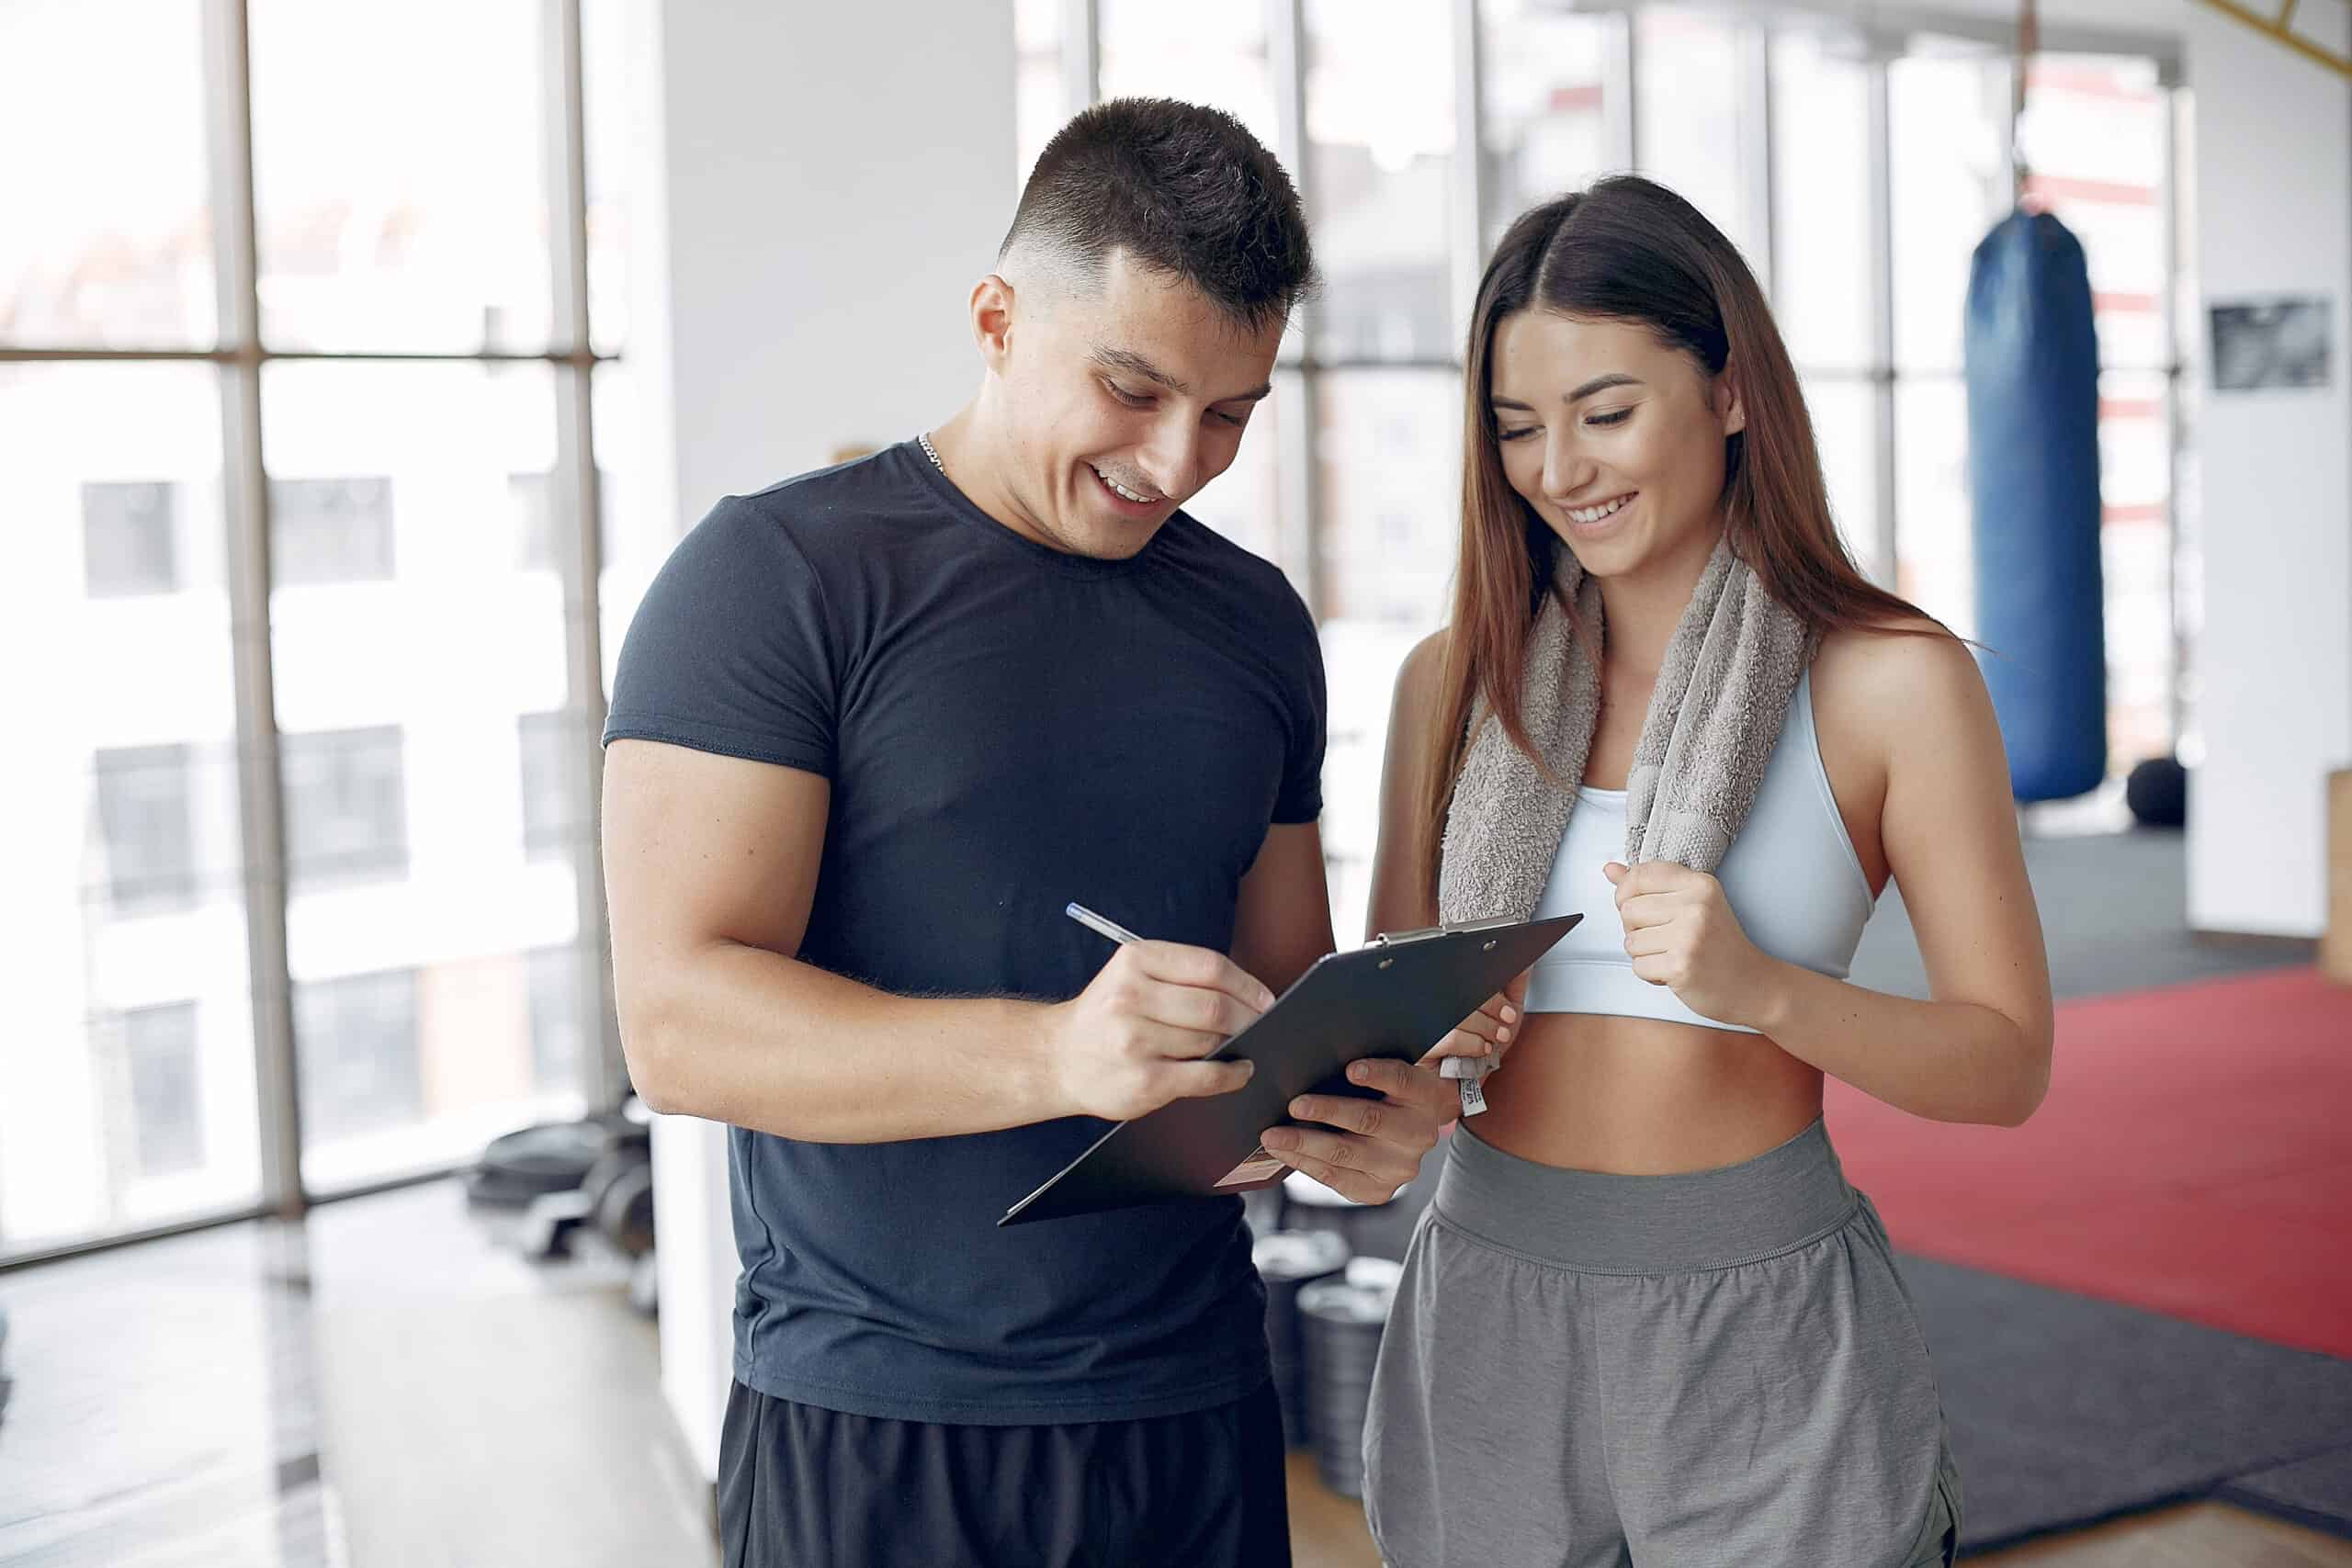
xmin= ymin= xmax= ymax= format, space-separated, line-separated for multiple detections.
xmin=1436 ymin=535 xmax=1815 ymax=926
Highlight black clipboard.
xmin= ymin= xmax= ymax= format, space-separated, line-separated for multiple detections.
xmin=999 ymin=912 xmax=1581 ymax=1226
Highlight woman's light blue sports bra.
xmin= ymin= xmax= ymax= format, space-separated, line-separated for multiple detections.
xmin=1521 ymin=669 xmax=1876 ymax=1033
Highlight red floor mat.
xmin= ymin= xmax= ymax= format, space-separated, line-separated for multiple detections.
xmin=1826 ymin=966 xmax=2352 ymax=1359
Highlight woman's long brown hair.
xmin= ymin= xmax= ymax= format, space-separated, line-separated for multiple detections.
xmin=1419 ymin=176 xmax=1939 ymax=898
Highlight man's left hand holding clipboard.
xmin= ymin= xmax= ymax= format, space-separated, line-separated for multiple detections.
xmin=1063 ymin=904 xmax=1523 ymax=1206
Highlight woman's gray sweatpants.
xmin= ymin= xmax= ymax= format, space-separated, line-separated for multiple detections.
xmin=1363 ymin=1120 xmax=1962 ymax=1568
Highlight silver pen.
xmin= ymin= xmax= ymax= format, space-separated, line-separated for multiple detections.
xmin=1064 ymin=902 xmax=1145 ymax=947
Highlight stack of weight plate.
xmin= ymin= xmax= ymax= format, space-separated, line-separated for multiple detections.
xmin=1253 ymin=1229 xmax=1350 ymax=1448
xmin=1299 ymin=1258 xmax=1404 ymax=1498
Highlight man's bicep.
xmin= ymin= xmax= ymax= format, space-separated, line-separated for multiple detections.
xmin=602 ymin=739 xmax=831 ymax=968
xmin=1230 ymin=820 xmax=1337 ymax=996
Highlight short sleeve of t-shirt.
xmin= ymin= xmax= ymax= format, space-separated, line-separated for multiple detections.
xmin=603 ymin=495 xmax=840 ymax=775
xmin=1272 ymin=600 xmax=1327 ymax=825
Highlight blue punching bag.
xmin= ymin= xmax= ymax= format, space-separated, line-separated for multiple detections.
xmin=1963 ymin=209 xmax=2107 ymax=802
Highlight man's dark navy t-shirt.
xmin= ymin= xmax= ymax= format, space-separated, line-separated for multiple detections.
xmin=603 ymin=441 xmax=1327 ymax=1425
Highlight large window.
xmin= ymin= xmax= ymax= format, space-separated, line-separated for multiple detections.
xmin=4 ymin=360 xmax=262 ymax=1256
xmin=2019 ymin=56 xmax=2183 ymax=773
xmin=5 ymin=2 xmax=626 ymax=1258
xmin=1634 ymin=8 xmax=1764 ymax=266
xmin=1054 ymin=2 xmax=2189 ymax=936
xmin=1101 ymin=0 xmax=1276 ymax=149
xmin=1483 ymin=2 xmax=1622 ymax=251
xmin=245 ymin=0 xmax=556 ymax=354
xmin=1306 ymin=0 xmax=1458 ymax=367
xmin=0 ymin=4 xmax=218 ymax=348
xmin=1771 ymin=30 xmax=1880 ymax=575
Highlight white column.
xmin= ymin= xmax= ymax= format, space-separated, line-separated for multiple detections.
xmin=2183 ymin=9 xmax=2352 ymax=936
xmin=627 ymin=0 xmax=1018 ymax=1481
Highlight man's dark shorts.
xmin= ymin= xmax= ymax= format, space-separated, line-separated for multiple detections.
xmin=718 ymin=1378 xmax=1292 ymax=1567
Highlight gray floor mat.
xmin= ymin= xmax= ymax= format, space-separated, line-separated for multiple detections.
xmin=2213 ymin=1446 xmax=2352 ymax=1538
xmin=1901 ymin=1254 xmax=2352 ymax=1549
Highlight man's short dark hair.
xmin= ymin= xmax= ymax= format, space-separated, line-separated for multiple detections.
xmin=1001 ymin=98 xmax=1317 ymax=333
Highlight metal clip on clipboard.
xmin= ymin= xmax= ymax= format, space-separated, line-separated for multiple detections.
xmin=1370 ymin=914 xmax=1521 ymax=948
xmin=1371 ymin=917 xmax=1521 ymax=1115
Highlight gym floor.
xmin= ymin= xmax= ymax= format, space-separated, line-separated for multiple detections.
xmin=2 ymin=829 xmax=2340 ymax=1568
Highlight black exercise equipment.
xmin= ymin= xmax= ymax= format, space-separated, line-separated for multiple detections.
xmin=469 ymin=1098 xmax=656 ymax=1272
xmin=1299 ymin=1264 xmax=1401 ymax=1499
xmin=1254 ymin=1229 xmax=1351 ymax=1449
xmin=2126 ymin=754 xmax=2188 ymax=829
xmin=466 ymin=1116 xmax=620 ymax=1210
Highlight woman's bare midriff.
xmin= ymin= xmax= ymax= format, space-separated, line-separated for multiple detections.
xmin=1473 ymin=1010 xmax=1825 ymax=1174
xmin=1460 ymin=628 xmax=1889 ymax=1175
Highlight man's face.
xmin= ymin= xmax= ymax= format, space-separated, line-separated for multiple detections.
xmin=987 ymin=250 xmax=1284 ymax=560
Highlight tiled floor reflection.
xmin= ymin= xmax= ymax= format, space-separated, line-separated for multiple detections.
xmin=0 ymin=1180 xmax=710 ymax=1568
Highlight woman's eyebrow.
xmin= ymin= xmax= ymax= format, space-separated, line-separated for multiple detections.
xmin=1488 ymin=372 xmax=1645 ymax=412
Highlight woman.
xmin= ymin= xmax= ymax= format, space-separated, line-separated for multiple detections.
xmin=1356 ymin=177 xmax=2052 ymax=1565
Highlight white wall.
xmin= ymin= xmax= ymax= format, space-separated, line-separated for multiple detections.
xmin=2180 ymin=8 xmax=2352 ymax=936
xmin=628 ymin=0 xmax=1018 ymax=1482
xmin=647 ymin=4 xmax=1018 ymax=513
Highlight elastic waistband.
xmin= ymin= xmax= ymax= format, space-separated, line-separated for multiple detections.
xmin=1432 ymin=1119 xmax=1858 ymax=1274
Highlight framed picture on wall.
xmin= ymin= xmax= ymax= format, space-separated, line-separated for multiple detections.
xmin=2211 ymin=298 xmax=2332 ymax=390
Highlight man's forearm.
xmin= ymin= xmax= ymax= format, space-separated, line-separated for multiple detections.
xmin=623 ymin=940 xmax=1069 ymax=1142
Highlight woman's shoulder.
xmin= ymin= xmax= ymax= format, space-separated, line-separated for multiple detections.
xmin=1384 ymin=626 xmax=1453 ymax=743
xmin=1810 ymin=615 xmax=1991 ymax=754
xmin=1398 ymin=626 xmax=1450 ymax=688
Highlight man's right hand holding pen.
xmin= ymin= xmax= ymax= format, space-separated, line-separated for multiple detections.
xmin=1051 ymin=904 xmax=1525 ymax=1202
xmin=1043 ymin=937 xmax=1276 ymax=1122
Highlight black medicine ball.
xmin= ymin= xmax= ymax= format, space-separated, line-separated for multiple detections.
xmin=2125 ymin=754 xmax=2188 ymax=829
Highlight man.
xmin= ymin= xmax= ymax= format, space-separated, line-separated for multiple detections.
xmin=601 ymin=99 xmax=1494 ymax=1566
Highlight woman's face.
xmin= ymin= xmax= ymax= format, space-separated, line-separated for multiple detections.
xmin=1487 ymin=310 xmax=1743 ymax=581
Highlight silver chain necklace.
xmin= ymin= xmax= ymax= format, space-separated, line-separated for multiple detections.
xmin=918 ymin=431 xmax=944 ymax=472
